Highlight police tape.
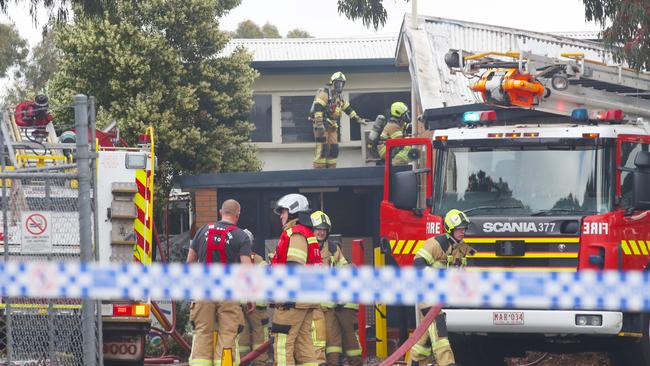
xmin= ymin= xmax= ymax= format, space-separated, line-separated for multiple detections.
xmin=3 ymin=261 xmax=650 ymax=311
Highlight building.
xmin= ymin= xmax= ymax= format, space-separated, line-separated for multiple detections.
xmin=222 ymin=36 xmax=411 ymax=170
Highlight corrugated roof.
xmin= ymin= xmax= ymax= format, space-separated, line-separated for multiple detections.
xmin=223 ymin=36 xmax=398 ymax=62
xmin=397 ymin=15 xmax=612 ymax=110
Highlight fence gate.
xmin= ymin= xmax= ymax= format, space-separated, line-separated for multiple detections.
xmin=0 ymin=95 xmax=100 ymax=365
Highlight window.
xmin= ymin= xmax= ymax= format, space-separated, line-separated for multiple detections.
xmin=281 ymin=96 xmax=314 ymax=143
xmin=388 ymin=144 xmax=428 ymax=210
xmin=249 ymin=94 xmax=272 ymax=142
xmin=620 ymin=141 xmax=650 ymax=207
xmin=348 ymin=91 xmax=411 ymax=141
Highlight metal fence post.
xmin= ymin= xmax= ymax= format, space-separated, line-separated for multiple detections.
xmin=75 ymin=94 xmax=97 ymax=366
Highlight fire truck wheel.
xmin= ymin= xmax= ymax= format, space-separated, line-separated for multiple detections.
xmin=610 ymin=313 xmax=650 ymax=366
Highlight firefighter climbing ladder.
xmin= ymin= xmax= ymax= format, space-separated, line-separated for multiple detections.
xmin=447 ymin=49 xmax=650 ymax=120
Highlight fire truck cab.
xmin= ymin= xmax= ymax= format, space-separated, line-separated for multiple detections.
xmin=380 ymin=108 xmax=650 ymax=365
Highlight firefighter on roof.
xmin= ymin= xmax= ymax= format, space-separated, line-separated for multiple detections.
xmin=187 ymin=199 xmax=253 ymax=366
xmin=270 ymin=194 xmax=323 ymax=366
xmin=310 ymin=71 xmax=366 ymax=169
xmin=311 ymin=210 xmax=363 ymax=366
xmin=409 ymin=209 xmax=476 ymax=366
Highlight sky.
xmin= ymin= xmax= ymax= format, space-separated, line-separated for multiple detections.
xmin=0 ymin=0 xmax=601 ymax=91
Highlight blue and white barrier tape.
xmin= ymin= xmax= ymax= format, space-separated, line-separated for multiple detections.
xmin=3 ymin=262 xmax=650 ymax=311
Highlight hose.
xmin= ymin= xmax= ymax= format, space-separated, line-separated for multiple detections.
xmin=515 ymin=352 xmax=549 ymax=366
xmin=378 ymin=306 xmax=442 ymax=366
xmin=240 ymin=339 xmax=273 ymax=366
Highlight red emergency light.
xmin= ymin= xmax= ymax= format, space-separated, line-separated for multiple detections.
xmin=138 ymin=133 xmax=151 ymax=144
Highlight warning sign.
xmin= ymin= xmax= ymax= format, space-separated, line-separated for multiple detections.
xmin=21 ymin=212 xmax=52 ymax=254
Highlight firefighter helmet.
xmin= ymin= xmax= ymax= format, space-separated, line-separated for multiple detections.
xmin=310 ymin=210 xmax=332 ymax=231
xmin=444 ymin=209 xmax=470 ymax=233
xmin=274 ymin=193 xmax=310 ymax=215
xmin=390 ymin=102 xmax=409 ymax=118
xmin=330 ymin=71 xmax=346 ymax=94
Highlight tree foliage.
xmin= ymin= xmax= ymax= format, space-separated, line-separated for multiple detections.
xmin=4 ymin=28 xmax=59 ymax=106
xmin=49 ymin=0 xmax=261 ymax=199
xmin=261 ymin=22 xmax=281 ymax=38
xmin=286 ymin=29 xmax=312 ymax=38
xmin=234 ymin=20 xmax=264 ymax=38
xmin=337 ymin=0 xmax=390 ymax=30
xmin=583 ymin=0 xmax=650 ymax=70
xmin=0 ymin=23 xmax=28 ymax=78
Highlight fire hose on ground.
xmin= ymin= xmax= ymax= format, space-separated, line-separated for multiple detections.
xmin=378 ymin=305 xmax=443 ymax=366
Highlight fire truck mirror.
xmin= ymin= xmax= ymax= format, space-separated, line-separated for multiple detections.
xmin=391 ymin=170 xmax=418 ymax=210
xmin=632 ymin=151 xmax=650 ymax=210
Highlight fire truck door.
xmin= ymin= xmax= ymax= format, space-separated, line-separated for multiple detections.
xmin=380 ymin=138 xmax=435 ymax=266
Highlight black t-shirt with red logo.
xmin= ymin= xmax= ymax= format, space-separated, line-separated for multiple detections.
xmin=190 ymin=220 xmax=252 ymax=264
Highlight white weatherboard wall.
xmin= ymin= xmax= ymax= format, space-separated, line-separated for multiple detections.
xmin=252 ymin=72 xmax=411 ymax=171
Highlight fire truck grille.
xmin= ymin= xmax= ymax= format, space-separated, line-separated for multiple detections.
xmin=463 ymin=237 xmax=580 ymax=272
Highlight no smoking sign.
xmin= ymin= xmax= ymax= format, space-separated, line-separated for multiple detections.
xmin=21 ymin=211 xmax=52 ymax=254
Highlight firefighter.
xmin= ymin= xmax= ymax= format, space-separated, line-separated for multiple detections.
xmin=310 ymin=71 xmax=366 ymax=169
xmin=239 ymin=230 xmax=271 ymax=366
xmin=375 ymin=101 xmax=412 ymax=165
xmin=187 ymin=199 xmax=253 ymax=366
xmin=310 ymin=211 xmax=363 ymax=366
xmin=270 ymin=193 xmax=323 ymax=366
xmin=408 ymin=209 xmax=476 ymax=366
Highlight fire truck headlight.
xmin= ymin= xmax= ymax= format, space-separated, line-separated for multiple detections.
xmin=576 ymin=314 xmax=602 ymax=327
xmin=125 ymin=153 xmax=147 ymax=169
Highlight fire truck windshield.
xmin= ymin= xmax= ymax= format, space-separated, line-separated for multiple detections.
xmin=433 ymin=143 xmax=615 ymax=216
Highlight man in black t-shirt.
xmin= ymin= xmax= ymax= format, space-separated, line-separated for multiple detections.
xmin=187 ymin=199 xmax=252 ymax=366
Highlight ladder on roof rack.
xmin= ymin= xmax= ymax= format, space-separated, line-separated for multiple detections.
xmin=445 ymin=49 xmax=650 ymax=120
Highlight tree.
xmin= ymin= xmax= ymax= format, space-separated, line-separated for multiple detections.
xmin=49 ymin=0 xmax=261 ymax=202
xmin=583 ymin=0 xmax=650 ymax=70
xmin=337 ymin=0 xmax=392 ymax=30
xmin=0 ymin=23 xmax=28 ymax=78
xmin=261 ymin=22 xmax=281 ymax=38
xmin=286 ymin=29 xmax=312 ymax=38
xmin=4 ymin=28 xmax=60 ymax=106
xmin=0 ymin=0 xmax=115 ymax=21
xmin=234 ymin=20 xmax=264 ymax=38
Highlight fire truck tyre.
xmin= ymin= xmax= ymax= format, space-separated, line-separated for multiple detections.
xmin=610 ymin=314 xmax=650 ymax=366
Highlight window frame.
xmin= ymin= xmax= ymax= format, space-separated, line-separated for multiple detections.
xmin=617 ymin=134 xmax=650 ymax=209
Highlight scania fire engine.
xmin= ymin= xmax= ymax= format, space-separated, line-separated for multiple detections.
xmin=379 ymin=51 xmax=650 ymax=365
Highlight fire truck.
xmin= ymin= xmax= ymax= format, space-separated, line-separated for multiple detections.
xmin=379 ymin=51 xmax=650 ymax=365
xmin=0 ymin=98 xmax=157 ymax=365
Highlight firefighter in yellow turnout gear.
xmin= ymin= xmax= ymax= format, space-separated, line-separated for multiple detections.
xmin=311 ymin=211 xmax=363 ymax=366
xmin=310 ymin=72 xmax=365 ymax=169
xmin=238 ymin=229 xmax=271 ymax=366
xmin=377 ymin=101 xmax=412 ymax=165
xmin=409 ymin=209 xmax=475 ymax=366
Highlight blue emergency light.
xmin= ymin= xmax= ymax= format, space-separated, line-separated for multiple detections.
xmin=462 ymin=111 xmax=482 ymax=123
xmin=570 ymin=108 xmax=589 ymax=122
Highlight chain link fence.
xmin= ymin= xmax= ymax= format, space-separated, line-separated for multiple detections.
xmin=0 ymin=95 xmax=99 ymax=365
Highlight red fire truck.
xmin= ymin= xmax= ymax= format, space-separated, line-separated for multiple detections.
xmin=379 ymin=51 xmax=650 ymax=365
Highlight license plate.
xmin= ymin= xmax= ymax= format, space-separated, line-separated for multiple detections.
xmin=493 ymin=311 xmax=524 ymax=325
xmin=103 ymin=335 xmax=143 ymax=361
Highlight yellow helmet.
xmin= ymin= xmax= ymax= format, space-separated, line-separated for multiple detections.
xmin=329 ymin=71 xmax=346 ymax=84
xmin=310 ymin=210 xmax=332 ymax=230
xmin=443 ymin=209 xmax=470 ymax=233
xmin=390 ymin=101 xmax=409 ymax=118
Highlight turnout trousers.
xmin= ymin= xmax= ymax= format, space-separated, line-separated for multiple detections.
xmin=323 ymin=308 xmax=362 ymax=366
xmin=239 ymin=306 xmax=270 ymax=366
xmin=409 ymin=309 xmax=455 ymax=366
xmin=313 ymin=127 xmax=339 ymax=169
xmin=189 ymin=301 xmax=244 ymax=366
xmin=271 ymin=307 xmax=318 ymax=366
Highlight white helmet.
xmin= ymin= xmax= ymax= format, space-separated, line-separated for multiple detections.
xmin=274 ymin=193 xmax=310 ymax=215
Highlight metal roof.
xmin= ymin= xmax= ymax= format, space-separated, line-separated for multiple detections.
xmin=396 ymin=15 xmax=612 ymax=112
xmin=174 ymin=166 xmax=385 ymax=190
xmin=223 ymin=36 xmax=398 ymax=62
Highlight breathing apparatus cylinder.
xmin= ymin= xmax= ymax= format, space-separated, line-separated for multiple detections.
xmin=368 ymin=115 xmax=387 ymax=144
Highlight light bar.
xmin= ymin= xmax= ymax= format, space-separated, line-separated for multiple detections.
xmin=480 ymin=110 xmax=497 ymax=122
xmin=605 ymin=109 xmax=624 ymax=122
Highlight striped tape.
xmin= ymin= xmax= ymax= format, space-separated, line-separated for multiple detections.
xmin=3 ymin=262 xmax=650 ymax=311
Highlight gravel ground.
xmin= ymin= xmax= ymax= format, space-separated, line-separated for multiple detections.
xmin=505 ymin=352 xmax=611 ymax=366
